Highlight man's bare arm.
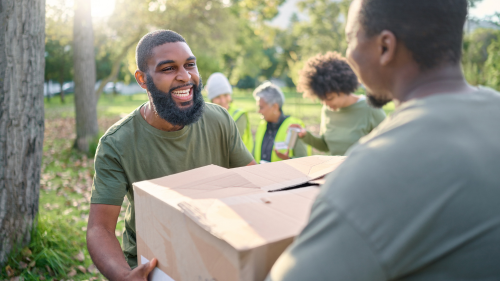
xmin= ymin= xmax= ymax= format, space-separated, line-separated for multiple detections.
xmin=247 ymin=160 xmax=257 ymax=166
xmin=87 ymin=204 xmax=157 ymax=281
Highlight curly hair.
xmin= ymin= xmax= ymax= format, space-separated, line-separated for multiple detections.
xmin=297 ymin=52 xmax=359 ymax=100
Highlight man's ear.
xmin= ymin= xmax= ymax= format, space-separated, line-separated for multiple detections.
xmin=378 ymin=30 xmax=397 ymax=67
xmin=135 ymin=70 xmax=148 ymax=90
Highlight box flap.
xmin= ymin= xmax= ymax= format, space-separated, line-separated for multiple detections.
xmin=230 ymin=155 xmax=345 ymax=191
xmin=178 ymin=187 xmax=320 ymax=251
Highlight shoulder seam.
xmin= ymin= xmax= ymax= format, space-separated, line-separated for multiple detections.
xmin=101 ymin=113 xmax=137 ymax=141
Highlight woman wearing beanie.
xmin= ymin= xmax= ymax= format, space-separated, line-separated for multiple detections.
xmin=206 ymin=73 xmax=253 ymax=152
xmin=290 ymin=52 xmax=386 ymax=156
xmin=253 ymin=81 xmax=311 ymax=163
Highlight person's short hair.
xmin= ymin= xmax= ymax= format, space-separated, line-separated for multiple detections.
xmin=297 ymin=52 xmax=359 ymax=100
xmin=359 ymin=0 xmax=468 ymax=70
xmin=136 ymin=30 xmax=186 ymax=72
xmin=253 ymin=81 xmax=285 ymax=109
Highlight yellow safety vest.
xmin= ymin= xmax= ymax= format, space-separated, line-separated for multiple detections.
xmin=228 ymin=105 xmax=254 ymax=153
xmin=253 ymin=116 xmax=311 ymax=163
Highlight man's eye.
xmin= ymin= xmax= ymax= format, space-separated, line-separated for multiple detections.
xmin=187 ymin=63 xmax=196 ymax=67
xmin=162 ymin=67 xmax=173 ymax=71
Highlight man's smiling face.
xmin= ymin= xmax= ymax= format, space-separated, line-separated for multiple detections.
xmin=147 ymin=42 xmax=200 ymax=108
xmin=140 ymin=41 xmax=205 ymax=126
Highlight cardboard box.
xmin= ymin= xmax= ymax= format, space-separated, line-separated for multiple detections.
xmin=134 ymin=155 xmax=345 ymax=281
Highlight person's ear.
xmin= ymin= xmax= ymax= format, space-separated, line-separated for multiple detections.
xmin=135 ymin=70 xmax=148 ymax=90
xmin=378 ymin=30 xmax=397 ymax=67
xmin=272 ymin=103 xmax=280 ymax=112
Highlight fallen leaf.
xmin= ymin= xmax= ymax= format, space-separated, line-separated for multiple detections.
xmin=87 ymin=264 xmax=99 ymax=274
xmin=76 ymin=265 xmax=86 ymax=273
xmin=5 ymin=265 xmax=14 ymax=277
xmin=46 ymin=265 xmax=54 ymax=276
xmin=21 ymin=247 xmax=32 ymax=257
xmin=39 ymin=276 xmax=46 ymax=280
xmin=29 ymin=260 xmax=36 ymax=268
xmin=74 ymin=251 xmax=85 ymax=262
xmin=19 ymin=261 xmax=27 ymax=269
xmin=9 ymin=277 xmax=20 ymax=281
xmin=67 ymin=267 xmax=77 ymax=277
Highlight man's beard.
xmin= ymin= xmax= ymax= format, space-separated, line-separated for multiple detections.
xmin=366 ymin=92 xmax=392 ymax=108
xmin=146 ymin=74 xmax=205 ymax=126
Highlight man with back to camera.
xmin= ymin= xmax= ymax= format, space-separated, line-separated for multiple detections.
xmin=267 ymin=0 xmax=500 ymax=280
xmin=86 ymin=30 xmax=256 ymax=281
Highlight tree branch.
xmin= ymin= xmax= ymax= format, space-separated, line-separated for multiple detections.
xmin=95 ymin=39 xmax=138 ymax=100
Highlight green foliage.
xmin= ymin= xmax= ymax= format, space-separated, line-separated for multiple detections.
xmin=485 ymin=37 xmax=500 ymax=89
xmin=0 ymin=214 xmax=99 ymax=280
xmin=273 ymin=0 xmax=351 ymax=85
xmin=463 ymin=28 xmax=500 ymax=86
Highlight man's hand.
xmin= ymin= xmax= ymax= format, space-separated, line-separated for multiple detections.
xmin=288 ymin=124 xmax=307 ymax=138
xmin=87 ymin=204 xmax=158 ymax=281
xmin=123 ymin=258 xmax=158 ymax=281
xmin=275 ymin=149 xmax=291 ymax=160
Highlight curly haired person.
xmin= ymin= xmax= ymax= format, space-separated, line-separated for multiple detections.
xmin=290 ymin=51 xmax=386 ymax=156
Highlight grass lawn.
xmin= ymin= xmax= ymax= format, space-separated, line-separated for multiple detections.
xmin=2 ymin=89 xmax=394 ymax=280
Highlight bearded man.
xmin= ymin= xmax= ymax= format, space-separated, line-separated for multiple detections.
xmin=86 ymin=30 xmax=256 ymax=281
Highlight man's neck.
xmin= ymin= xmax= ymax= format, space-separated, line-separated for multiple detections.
xmin=393 ymin=64 xmax=475 ymax=103
xmin=141 ymin=102 xmax=184 ymax=132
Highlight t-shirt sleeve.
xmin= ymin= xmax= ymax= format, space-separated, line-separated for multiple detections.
xmin=91 ymin=138 xmax=129 ymax=206
xmin=227 ymin=113 xmax=254 ymax=167
xmin=235 ymin=114 xmax=247 ymax=136
xmin=370 ymin=108 xmax=386 ymax=131
xmin=266 ymin=197 xmax=387 ymax=281
xmin=302 ymin=131 xmax=329 ymax=152
xmin=291 ymin=138 xmax=308 ymax=157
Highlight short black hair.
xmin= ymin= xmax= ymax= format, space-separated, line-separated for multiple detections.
xmin=136 ymin=30 xmax=186 ymax=72
xmin=360 ymin=0 xmax=468 ymax=69
xmin=297 ymin=52 xmax=359 ymax=99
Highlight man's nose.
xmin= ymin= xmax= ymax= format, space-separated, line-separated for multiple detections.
xmin=176 ymin=67 xmax=191 ymax=82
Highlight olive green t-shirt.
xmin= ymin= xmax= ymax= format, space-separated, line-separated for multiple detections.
xmin=91 ymin=103 xmax=254 ymax=268
xmin=302 ymin=98 xmax=386 ymax=155
xmin=267 ymin=88 xmax=500 ymax=280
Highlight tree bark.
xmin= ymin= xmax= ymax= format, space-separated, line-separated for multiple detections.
xmin=59 ymin=64 xmax=65 ymax=103
xmin=73 ymin=0 xmax=98 ymax=152
xmin=0 ymin=0 xmax=45 ymax=265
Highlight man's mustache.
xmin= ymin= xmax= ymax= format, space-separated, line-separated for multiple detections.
xmin=168 ymin=83 xmax=196 ymax=93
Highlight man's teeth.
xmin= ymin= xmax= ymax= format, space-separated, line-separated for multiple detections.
xmin=172 ymin=89 xmax=191 ymax=97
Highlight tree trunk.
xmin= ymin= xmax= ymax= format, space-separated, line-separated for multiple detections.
xmin=59 ymin=50 xmax=65 ymax=103
xmin=58 ymin=77 xmax=65 ymax=104
xmin=0 ymin=0 xmax=45 ymax=265
xmin=73 ymin=0 xmax=98 ymax=152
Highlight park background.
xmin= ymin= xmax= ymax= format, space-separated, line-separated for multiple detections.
xmin=2 ymin=0 xmax=500 ymax=280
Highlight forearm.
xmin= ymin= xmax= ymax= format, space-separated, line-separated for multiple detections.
xmin=87 ymin=226 xmax=131 ymax=281
xmin=302 ymin=131 xmax=329 ymax=152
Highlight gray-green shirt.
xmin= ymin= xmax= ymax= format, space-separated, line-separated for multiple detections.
xmin=267 ymin=89 xmax=500 ymax=280
xmin=91 ymin=103 xmax=254 ymax=268
xmin=302 ymin=98 xmax=385 ymax=155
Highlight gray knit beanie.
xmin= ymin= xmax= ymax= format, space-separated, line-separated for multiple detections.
xmin=206 ymin=72 xmax=232 ymax=100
